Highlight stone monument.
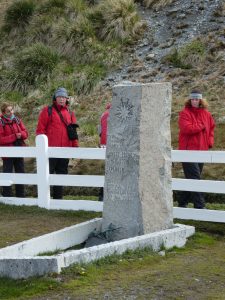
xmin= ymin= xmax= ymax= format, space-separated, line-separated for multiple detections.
xmin=102 ymin=82 xmax=173 ymax=240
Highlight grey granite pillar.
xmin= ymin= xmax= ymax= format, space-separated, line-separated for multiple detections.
xmin=102 ymin=82 xmax=173 ymax=241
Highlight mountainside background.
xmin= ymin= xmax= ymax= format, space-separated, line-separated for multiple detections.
xmin=0 ymin=0 xmax=225 ymax=196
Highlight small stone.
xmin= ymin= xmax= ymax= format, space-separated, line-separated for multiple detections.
xmin=158 ymin=251 xmax=166 ymax=256
xmin=146 ymin=53 xmax=155 ymax=60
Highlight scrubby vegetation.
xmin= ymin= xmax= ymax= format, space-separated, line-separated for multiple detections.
xmin=0 ymin=0 xmax=145 ymax=148
xmin=164 ymin=39 xmax=206 ymax=69
xmin=0 ymin=0 xmax=225 ymax=202
xmin=3 ymin=0 xmax=36 ymax=32
xmin=0 ymin=0 xmax=144 ymax=97
xmin=2 ymin=43 xmax=60 ymax=93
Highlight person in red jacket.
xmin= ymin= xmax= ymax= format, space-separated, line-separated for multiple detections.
xmin=98 ymin=103 xmax=111 ymax=147
xmin=98 ymin=103 xmax=111 ymax=201
xmin=36 ymin=87 xmax=79 ymax=199
xmin=0 ymin=102 xmax=28 ymax=197
xmin=178 ymin=89 xmax=215 ymax=209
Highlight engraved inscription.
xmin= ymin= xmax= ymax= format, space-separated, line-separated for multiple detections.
xmin=106 ymin=182 xmax=138 ymax=199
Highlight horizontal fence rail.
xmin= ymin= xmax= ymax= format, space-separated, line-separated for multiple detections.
xmin=0 ymin=135 xmax=224 ymax=222
xmin=48 ymin=147 xmax=106 ymax=159
xmin=0 ymin=147 xmax=37 ymax=158
xmin=0 ymin=173 xmax=37 ymax=185
xmin=172 ymin=179 xmax=225 ymax=194
xmin=49 ymin=175 xmax=104 ymax=187
xmin=172 ymin=150 xmax=225 ymax=163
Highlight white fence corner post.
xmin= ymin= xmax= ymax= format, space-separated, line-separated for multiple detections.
xmin=36 ymin=135 xmax=50 ymax=209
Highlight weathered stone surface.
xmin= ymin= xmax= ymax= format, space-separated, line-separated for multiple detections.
xmin=62 ymin=224 xmax=195 ymax=267
xmin=0 ymin=223 xmax=195 ymax=279
xmin=0 ymin=257 xmax=60 ymax=279
xmin=102 ymin=82 xmax=173 ymax=240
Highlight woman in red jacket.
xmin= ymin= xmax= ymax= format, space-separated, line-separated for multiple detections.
xmin=36 ymin=87 xmax=79 ymax=199
xmin=0 ymin=102 xmax=28 ymax=197
xmin=178 ymin=90 xmax=215 ymax=209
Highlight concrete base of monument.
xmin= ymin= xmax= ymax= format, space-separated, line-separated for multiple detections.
xmin=0 ymin=219 xmax=195 ymax=279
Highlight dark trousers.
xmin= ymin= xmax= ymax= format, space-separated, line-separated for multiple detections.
xmin=178 ymin=162 xmax=205 ymax=209
xmin=49 ymin=158 xmax=69 ymax=199
xmin=98 ymin=187 xmax=104 ymax=201
xmin=2 ymin=158 xmax=25 ymax=197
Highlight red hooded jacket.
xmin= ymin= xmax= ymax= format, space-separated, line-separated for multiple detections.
xmin=178 ymin=106 xmax=215 ymax=150
xmin=0 ymin=115 xmax=28 ymax=147
xmin=36 ymin=103 xmax=79 ymax=147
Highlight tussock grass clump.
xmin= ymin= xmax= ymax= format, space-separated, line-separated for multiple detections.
xmin=67 ymin=0 xmax=88 ymax=12
xmin=164 ymin=40 xmax=206 ymax=69
xmin=24 ymin=1 xmax=90 ymax=54
xmin=73 ymin=64 xmax=106 ymax=95
xmin=54 ymin=15 xmax=95 ymax=57
xmin=90 ymin=0 xmax=145 ymax=42
xmin=25 ymin=14 xmax=55 ymax=43
xmin=38 ymin=0 xmax=87 ymax=17
xmin=3 ymin=0 xmax=36 ymax=32
xmin=38 ymin=0 xmax=66 ymax=14
xmin=2 ymin=43 xmax=59 ymax=93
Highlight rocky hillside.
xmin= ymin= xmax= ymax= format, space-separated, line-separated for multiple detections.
xmin=0 ymin=0 xmax=225 ymax=187
xmin=0 ymin=0 xmax=225 ymax=147
xmin=106 ymin=0 xmax=225 ymax=149
xmin=109 ymin=0 xmax=225 ymax=112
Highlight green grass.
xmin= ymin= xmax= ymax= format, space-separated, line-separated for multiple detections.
xmin=3 ymin=0 xmax=36 ymax=32
xmin=164 ymin=40 xmax=206 ymax=69
xmin=0 ymin=207 xmax=224 ymax=299
xmin=0 ymin=277 xmax=60 ymax=300
xmin=1 ymin=227 xmax=224 ymax=299
xmin=0 ymin=203 xmax=101 ymax=248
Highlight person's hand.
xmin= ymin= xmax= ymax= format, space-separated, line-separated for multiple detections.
xmin=16 ymin=133 xmax=22 ymax=139
xmin=201 ymin=123 xmax=206 ymax=130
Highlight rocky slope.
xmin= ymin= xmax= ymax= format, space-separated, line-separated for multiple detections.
xmin=104 ymin=0 xmax=225 ymax=121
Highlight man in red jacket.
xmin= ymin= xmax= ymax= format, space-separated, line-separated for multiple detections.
xmin=36 ymin=87 xmax=79 ymax=199
xmin=178 ymin=89 xmax=215 ymax=209
xmin=0 ymin=102 xmax=28 ymax=197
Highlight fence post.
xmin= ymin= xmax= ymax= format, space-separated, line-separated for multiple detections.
xmin=36 ymin=135 xmax=50 ymax=209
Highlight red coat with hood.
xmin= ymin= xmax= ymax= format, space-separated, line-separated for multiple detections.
xmin=178 ymin=106 xmax=215 ymax=150
xmin=0 ymin=115 xmax=28 ymax=147
xmin=36 ymin=103 xmax=79 ymax=147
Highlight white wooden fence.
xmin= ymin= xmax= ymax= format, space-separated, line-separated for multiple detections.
xmin=0 ymin=135 xmax=224 ymax=223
